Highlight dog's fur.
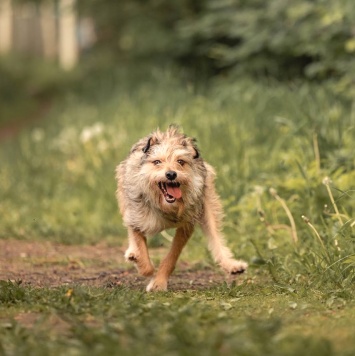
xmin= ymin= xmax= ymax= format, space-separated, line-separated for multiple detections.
xmin=116 ymin=126 xmax=247 ymax=291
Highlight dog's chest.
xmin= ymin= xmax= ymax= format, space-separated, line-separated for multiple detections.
xmin=142 ymin=209 xmax=183 ymax=236
xmin=134 ymin=203 xmax=197 ymax=236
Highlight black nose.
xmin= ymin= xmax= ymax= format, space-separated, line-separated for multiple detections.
xmin=166 ymin=171 xmax=177 ymax=181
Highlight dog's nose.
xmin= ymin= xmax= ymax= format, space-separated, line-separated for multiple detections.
xmin=166 ymin=171 xmax=177 ymax=181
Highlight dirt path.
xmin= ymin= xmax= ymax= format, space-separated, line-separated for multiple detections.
xmin=0 ymin=239 xmax=245 ymax=291
xmin=0 ymin=100 xmax=52 ymax=141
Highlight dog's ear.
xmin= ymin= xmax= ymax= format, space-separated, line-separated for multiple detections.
xmin=142 ymin=135 xmax=159 ymax=154
xmin=130 ymin=135 xmax=158 ymax=155
xmin=142 ymin=137 xmax=152 ymax=153
xmin=182 ymin=137 xmax=200 ymax=159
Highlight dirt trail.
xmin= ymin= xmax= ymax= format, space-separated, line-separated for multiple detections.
xmin=0 ymin=101 xmax=51 ymax=141
xmin=0 ymin=239 xmax=243 ymax=291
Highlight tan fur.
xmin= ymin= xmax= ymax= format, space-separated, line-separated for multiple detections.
xmin=116 ymin=126 xmax=247 ymax=291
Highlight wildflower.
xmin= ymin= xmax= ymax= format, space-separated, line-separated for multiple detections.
xmin=254 ymin=185 xmax=265 ymax=195
xmin=31 ymin=128 xmax=45 ymax=142
xmin=80 ymin=122 xmax=104 ymax=143
xmin=322 ymin=176 xmax=332 ymax=186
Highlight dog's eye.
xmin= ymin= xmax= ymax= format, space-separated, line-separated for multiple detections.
xmin=152 ymin=160 xmax=161 ymax=165
xmin=177 ymin=159 xmax=185 ymax=166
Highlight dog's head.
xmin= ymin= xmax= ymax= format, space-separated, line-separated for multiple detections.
xmin=132 ymin=125 xmax=206 ymax=210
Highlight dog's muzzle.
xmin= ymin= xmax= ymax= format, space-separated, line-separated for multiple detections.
xmin=158 ymin=181 xmax=182 ymax=203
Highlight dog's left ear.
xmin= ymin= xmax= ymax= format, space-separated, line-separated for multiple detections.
xmin=183 ymin=137 xmax=200 ymax=159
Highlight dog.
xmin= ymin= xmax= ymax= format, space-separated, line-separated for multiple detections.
xmin=116 ymin=125 xmax=247 ymax=291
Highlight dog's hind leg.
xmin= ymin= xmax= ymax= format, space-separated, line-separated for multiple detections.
xmin=146 ymin=224 xmax=193 ymax=291
xmin=125 ymin=228 xmax=155 ymax=277
xmin=200 ymin=173 xmax=248 ymax=275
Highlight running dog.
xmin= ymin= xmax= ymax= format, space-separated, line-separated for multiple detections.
xmin=116 ymin=125 xmax=247 ymax=291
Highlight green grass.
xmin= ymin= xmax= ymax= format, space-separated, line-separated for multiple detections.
xmin=1 ymin=64 xmax=355 ymax=354
xmin=1 ymin=280 xmax=355 ymax=355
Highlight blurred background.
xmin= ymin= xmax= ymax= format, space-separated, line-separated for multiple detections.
xmin=1 ymin=0 xmax=354 ymax=128
xmin=0 ymin=0 xmax=354 ymax=254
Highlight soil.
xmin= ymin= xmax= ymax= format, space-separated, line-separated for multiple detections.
xmin=0 ymin=239 xmax=247 ymax=291
xmin=0 ymin=100 xmax=52 ymax=141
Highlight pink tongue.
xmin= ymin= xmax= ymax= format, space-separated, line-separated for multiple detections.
xmin=166 ymin=186 xmax=182 ymax=199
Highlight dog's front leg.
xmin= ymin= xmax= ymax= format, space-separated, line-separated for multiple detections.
xmin=201 ymin=184 xmax=248 ymax=275
xmin=146 ymin=225 xmax=193 ymax=292
xmin=125 ymin=228 xmax=155 ymax=277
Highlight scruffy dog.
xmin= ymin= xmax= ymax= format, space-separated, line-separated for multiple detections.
xmin=116 ymin=126 xmax=247 ymax=291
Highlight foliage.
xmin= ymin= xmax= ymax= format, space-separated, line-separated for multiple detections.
xmin=77 ymin=0 xmax=355 ymax=95
xmin=177 ymin=0 xmax=355 ymax=85
xmin=4 ymin=0 xmax=355 ymax=130
xmin=0 ymin=281 xmax=26 ymax=304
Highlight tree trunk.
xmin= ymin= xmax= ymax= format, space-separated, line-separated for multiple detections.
xmin=58 ymin=0 xmax=78 ymax=70
xmin=40 ymin=1 xmax=57 ymax=60
xmin=0 ymin=0 xmax=13 ymax=54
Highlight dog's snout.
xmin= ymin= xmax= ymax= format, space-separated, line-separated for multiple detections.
xmin=166 ymin=171 xmax=177 ymax=181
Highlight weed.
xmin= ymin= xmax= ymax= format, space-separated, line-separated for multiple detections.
xmin=0 ymin=280 xmax=26 ymax=304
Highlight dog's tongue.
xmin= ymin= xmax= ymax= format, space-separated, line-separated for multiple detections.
xmin=167 ymin=185 xmax=182 ymax=199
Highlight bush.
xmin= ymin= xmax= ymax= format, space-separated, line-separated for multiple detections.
xmin=177 ymin=1 xmax=355 ymax=87
xmin=80 ymin=0 xmax=355 ymax=95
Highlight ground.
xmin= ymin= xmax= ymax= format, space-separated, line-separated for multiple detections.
xmin=0 ymin=239 xmax=242 ymax=291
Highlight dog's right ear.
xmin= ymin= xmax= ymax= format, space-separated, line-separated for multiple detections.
xmin=142 ymin=136 xmax=159 ymax=154
xmin=142 ymin=137 xmax=152 ymax=153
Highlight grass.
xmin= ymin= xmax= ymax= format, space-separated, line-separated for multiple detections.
xmin=0 ymin=280 xmax=349 ymax=355
xmin=1 ymin=63 xmax=355 ymax=354
xmin=1 ymin=279 xmax=355 ymax=355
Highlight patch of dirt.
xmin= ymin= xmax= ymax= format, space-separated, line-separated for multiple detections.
xmin=0 ymin=239 xmax=247 ymax=291
xmin=0 ymin=100 xmax=52 ymax=141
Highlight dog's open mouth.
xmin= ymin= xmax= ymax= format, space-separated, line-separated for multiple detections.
xmin=158 ymin=182 xmax=182 ymax=203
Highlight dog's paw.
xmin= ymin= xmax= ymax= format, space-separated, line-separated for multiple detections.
xmin=223 ymin=260 xmax=248 ymax=275
xmin=125 ymin=249 xmax=138 ymax=263
xmin=125 ymin=249 xmax=155 ymax=276
xmin=146 ymin=278 xmax=168 ymax=292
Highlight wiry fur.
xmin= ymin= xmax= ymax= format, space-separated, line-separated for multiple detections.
xmin=116 ymin=126 xmax=247 ymax=291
